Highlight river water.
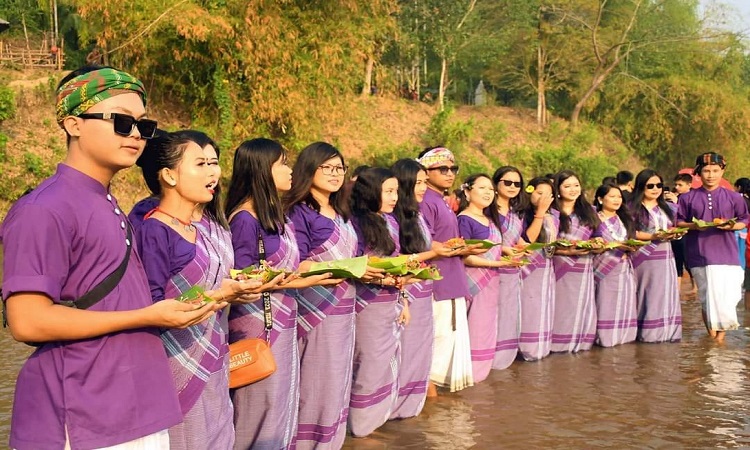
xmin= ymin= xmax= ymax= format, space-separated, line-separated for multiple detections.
xmin=2 ymin=275 xmax=749 ymax=449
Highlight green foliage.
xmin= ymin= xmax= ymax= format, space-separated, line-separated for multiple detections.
xmin=23 ymin=151 xmax=51 ymax=177
xmin=0 ymin=132 xmax=8 ymax=163
xmin=423 ymin=105 xmax=473 ymax=151
xmin=0 ymin=85 xmax=17 ymax=123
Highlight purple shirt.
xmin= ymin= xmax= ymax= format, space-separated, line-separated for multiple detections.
xmin=419 ymin=188 xmax=470 ymax=301
xmin=230 ymin=211 xmax=283 ymax=269
xmin=0 ymin=164 xmax=181 ymax=449
xmin=677 ymin=187 xmax=750 ymax=268
xmin=288 ymin=203 xmax=337 ymax=261
xmin=458 ymin=214 xmax=491 ymax=241
xmin=136 ymin=219 xmax=196 ymax=301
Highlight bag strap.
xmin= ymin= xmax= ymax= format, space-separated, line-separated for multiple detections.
xmin=59 ymin=225 xmax=133 ymax=309
xmin=258 ymin=232 xmax=273 ymax=343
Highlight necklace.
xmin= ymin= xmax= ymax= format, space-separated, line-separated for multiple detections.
xmin=599 ymin=212 xmax=626 ymax=241
xmin=147 ymin=207 xmax=195 ymax=232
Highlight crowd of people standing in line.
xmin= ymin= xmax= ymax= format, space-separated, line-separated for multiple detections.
xmin=2 ymin=65 xmax=749 ymax=450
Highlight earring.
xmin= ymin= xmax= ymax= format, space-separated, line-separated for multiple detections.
xmin=168 ymin=180 xmax=176 ymax=187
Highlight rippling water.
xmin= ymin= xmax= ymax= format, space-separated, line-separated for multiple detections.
xmin=2 ymin=276 xmax=749 ymax=448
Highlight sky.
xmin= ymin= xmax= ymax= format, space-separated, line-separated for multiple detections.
xmin=700 ymin=0 xmax=750 ymax=33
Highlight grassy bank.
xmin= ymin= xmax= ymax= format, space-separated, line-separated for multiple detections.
xmin=0 ymin=70 xmax=639 ymax=217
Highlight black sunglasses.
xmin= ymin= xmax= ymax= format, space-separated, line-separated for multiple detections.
xmin=427 ymin=165 xmax=459 ymax=175
xmin=646 ymin=183 xmax=664 ymax=190
xmin=78 ymin=112 xmax=158 ymax=139
xmin=499 ymin=179 xmax=522 ymax=188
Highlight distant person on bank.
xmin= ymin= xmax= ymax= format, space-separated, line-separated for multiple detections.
xmin=677 ymin=152 xmax=749 ymax=342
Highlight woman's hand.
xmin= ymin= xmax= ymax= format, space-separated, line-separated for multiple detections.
xmin=459 ymin=243 xmax=488 ymax=256
xmin=361 ymin=266 xmax=386 ymax=282
xmin=280 ymin=273 xmax=344 ymax=289
xmin=397 ymin=300 xmax=411 ymax=327
xmin=432 ymin=241 xmax=456 ymax=257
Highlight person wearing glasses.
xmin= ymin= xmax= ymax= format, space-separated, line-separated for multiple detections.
xmin=417 ymin=147 xmax=485 ymax=394
xmin=629 ymin=169 xmax=683 ymax=343
xmin=676 ymin=154 xmax=749 ymax=343
xmin=489 ymin=166 xmax=527 ymax=368
xmin=0 ymin=66 xmax=226 ymax=450
xmin=550 ymin=170 xmax=601 ymax=353
xmin=285 ymin=142 xmax=383 ymax=449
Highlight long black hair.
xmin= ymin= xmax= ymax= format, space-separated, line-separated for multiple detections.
xmin=523 ymin=176 xmax=556 ymax=243
xmin=225 ymin=138 xmax=286 ymax=234
xmin=554 ymin=170 xmax=600 ymax=234
xmin=136 ymin=129 xmax=227 ymax=229
xmin=282 ymin=142 xmax=349 ymax=220
xmin=456 ymin=173 xmax=502 ymax=230
xmin=630 ymin=169 xmax=674 ymax=230
xmin=350 ymin=167 xmax=397 ymax=256
xmin=391 ymin=159 xmax=428 ymax=254
xmin=594 ymin=183 xmax=635 ymax=239
xmin=492 ymin=166 xmax=528 ymax=216
xmin=735 ymin=177 xmax=750 ymax=211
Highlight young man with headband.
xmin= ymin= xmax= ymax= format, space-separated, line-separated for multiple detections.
xmin=676 ymin=152 xmax=749 ymax=342
xmin=1 ymin=66 xmax=226 ymax=449
xmin=417 ymin=146 xmax=485 ymax=394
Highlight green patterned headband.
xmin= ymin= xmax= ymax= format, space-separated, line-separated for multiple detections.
xmin=55 ymin=67 xmax=147 ymax=125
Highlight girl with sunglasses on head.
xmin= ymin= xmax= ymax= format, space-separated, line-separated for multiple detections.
xmin=629 ymin=169 xmax=682 ymax=343
xmin=135 ymin=131 xmax=269 ymax=449
xmin=489 ymin=166 xmax=528 ymax=368
xmin=518 ymin=176 xmax=558 ymax=361
xmin=551 ymin=170 xmax=601 ymax=353
xmin=457 ymin=174 xmax=518 ymax=381
xmin=284 ymin=142 xmax=383 ymax=449
xmin=592 ymin=183 xmax=638 ymax=347
xmin=348 ymin=167 xmax=416 ymax=437
xmin=388 ymin=159 xmax=452 ymax=417
xmin=224 ymin=138 xmax=340 ymax=449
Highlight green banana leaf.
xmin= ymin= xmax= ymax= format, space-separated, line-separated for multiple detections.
xmin=301 ymin=256 xmax=369 ymax=279
xmin=624 ymin=238 xmax=650 ymax=247
xmin=522 ymin=242 xmax=549 ymax=252
xmin=692 ymin=217 xmax=736 ymax=228
xmin=177 ymin=285 xmax=213 ymax=304
xmin=409 ymin=266 xmax=443 ymax=280
xmin=368 ymin=255 xmax=409 ymax=269
xmin=465 ymin=239 xmax=501 ymax=249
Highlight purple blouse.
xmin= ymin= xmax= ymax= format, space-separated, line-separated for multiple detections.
xmin=419 ymin=188 xmax=470 ymax=301
xmin=136 ymin=219 xmax=196 ymax=301
xmin=288 ymin=203 xmax=337 ymax=261
xmin=677 ymin=187 xmax=750 ymax=268
xmin=458 ymin=214 xmax=491 ymax=241
xmin=0 ymin=164 xmax=181 ymax=449
xmin=230 ymin=211 xmax=283 ymax=268
xmin=128 ymin=196 xmax=159 ymax=232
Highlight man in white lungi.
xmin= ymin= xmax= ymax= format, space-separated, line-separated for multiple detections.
xmin=677 ymin=152 xmax=750 ymax=342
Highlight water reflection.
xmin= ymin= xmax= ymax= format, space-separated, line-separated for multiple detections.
xmin=2 ymin=276 xmax=750 ymax=448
